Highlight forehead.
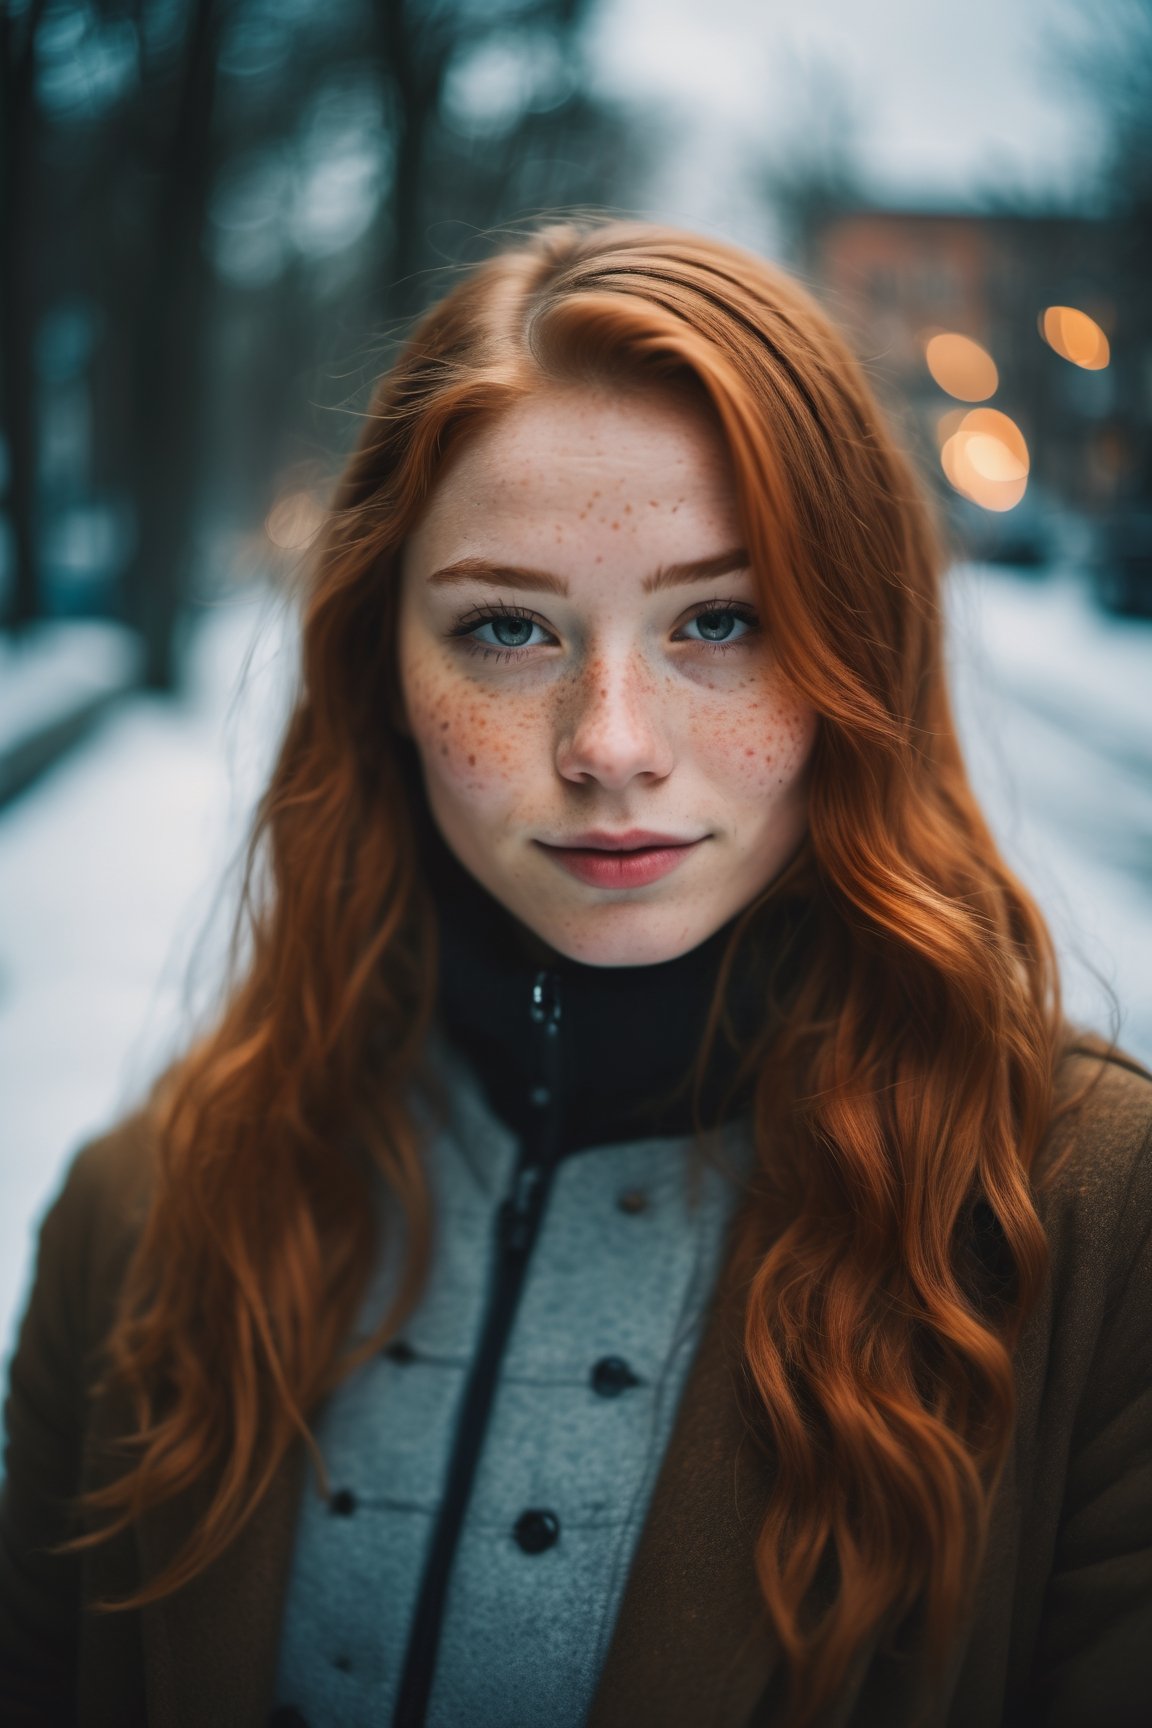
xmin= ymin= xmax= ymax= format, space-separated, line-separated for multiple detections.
xmin=403 ymin=384 xmax=742 ymax=574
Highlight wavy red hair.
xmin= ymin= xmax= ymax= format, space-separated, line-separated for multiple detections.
xmin=56 ymin=220 xmax=1086 ymax=1725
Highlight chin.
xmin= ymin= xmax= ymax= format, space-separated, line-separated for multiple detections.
xmin=529 ymin=902 xmax=718 ymax=970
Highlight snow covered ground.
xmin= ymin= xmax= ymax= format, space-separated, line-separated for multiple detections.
xmin=1 ymin=564 xmax=1150 ymax=1380
xmin=947 ymin=563 xmax=1152 ymax=1061
xmin=0 ymin=619 xmax=142 ymax=804
xmin=0 ymin=585 xmax=300 ymax=1389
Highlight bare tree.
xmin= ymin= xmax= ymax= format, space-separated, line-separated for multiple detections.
xmin=759 ymin=52 xmax=868 ymax=269
xmin=0 ymin=0 xmax=50 ymax=628
xmin=5 ymin=0 xmax=631 ymax=698
xmin=364 ymin=0 xmax=593 ymax=317
xmin=121 ymin=0 xmax=225 ymax=689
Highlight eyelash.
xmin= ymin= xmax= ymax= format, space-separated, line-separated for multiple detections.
xmin=445 ymin=597 xmax=761 ymax=665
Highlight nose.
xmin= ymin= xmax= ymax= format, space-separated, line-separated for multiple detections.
xmin=554 ymin=654 xmax=674 ymax=790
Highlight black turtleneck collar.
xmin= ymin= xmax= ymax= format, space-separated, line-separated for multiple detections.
xmin=425 ymin=826 xmax=801 ymax=1155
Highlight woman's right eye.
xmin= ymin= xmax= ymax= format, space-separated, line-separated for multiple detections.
xmin=471 ymin=615 xmax=546 ymax=650
xmin=446 ymin=606 xmax=555 ymax=662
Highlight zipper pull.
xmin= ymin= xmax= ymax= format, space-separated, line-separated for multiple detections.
xmin=530 ymin=970 xmax=562 ymax=1029
xmin=496 ymin=970 xmax=563 ymax=1258
xmin=530 ymin=969 xmax=562 ymax=1109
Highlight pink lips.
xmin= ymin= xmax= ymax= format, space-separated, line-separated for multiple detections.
xmin=535 ymin=831 xmax=706 ymax=889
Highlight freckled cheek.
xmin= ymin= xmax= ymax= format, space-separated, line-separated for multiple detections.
xmin=694 ymin=694 xmax=818 ymax=792
xmin=406 ymin=666 xmax=543 ymax=794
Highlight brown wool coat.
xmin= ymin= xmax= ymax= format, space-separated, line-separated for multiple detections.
xmin=1 ymin=1047 xmax=1151 ymax=1728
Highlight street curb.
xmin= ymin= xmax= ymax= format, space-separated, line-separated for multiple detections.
xmin=0 ymin=622 xmax=143 ymax=812
xmin=0 ymin=683 xmax=135 ymax=810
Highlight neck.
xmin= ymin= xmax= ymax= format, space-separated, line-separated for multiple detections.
xmin=425 ymin=829 xmax=802 ymax=1154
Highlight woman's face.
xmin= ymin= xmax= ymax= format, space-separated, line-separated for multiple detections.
xmin=396 ymin=384 xmax=817 ymax=967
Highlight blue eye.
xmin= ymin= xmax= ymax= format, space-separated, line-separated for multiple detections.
xmin=446 ymin=603 xmax=554 ymax=662
xmin=679 ymin=604 xmax=758 ymax=646
xmin=470 ymin=615 xmax=547 ymax=651
xmin=445 ymin=597 xmax=761 ymax=663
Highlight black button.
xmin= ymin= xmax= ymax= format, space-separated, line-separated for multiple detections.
xmin=332 ymin=1654 xmax=353 ymax=1673
xmin=513 ymin=1509 xmax=560 ymax=1554
xmin=267 ymin=1710 xmax=309 ymax=1728
xmin=591 ymin=1355 xmax=640 ymax=1397
xmin=616 ymin=1188 xmax=649 ymax=1215
xmin=384 ymin=1339 xmax=416 ymax=1363
xmin=330 ymin=1488 xmax=357 ymax=1516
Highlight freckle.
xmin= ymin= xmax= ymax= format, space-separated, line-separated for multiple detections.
xmin=624 ymin=503 xmax=632 ymax=514
xmin=439 ymin=720 xmax=449 ymax=730
xmin=468 ymin=754 xmax=476 ymax=765
xmin=745 ymin=747 xmax=754 ymax=757
xmin=439 ymin=744 xmax=448 ymax=757
xmin=649 ymin=500 xmax=658 ymax=507
xmin=595 ymin=554 xmax=603 ymax=563
xmin=611 ymin=521 xmax=620 ymax=531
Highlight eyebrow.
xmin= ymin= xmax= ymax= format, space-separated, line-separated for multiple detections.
xmin=425 ymin=549 xmax=751 ymax=597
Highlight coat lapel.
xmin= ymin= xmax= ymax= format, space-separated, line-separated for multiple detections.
xmin=584 ymin=1199 xmax=909 ymax=1728
xmin=73 ymin=1115 xmax=314 ymax=1728
xmin=134 ymin=1435 xmax=309 ymax=1728
xmin=586 ymin=1202 xmax=781 ymax=1728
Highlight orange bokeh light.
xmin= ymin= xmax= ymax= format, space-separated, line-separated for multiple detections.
xmin=940 ymin=407 xmax=1030 ymax=512
xmin=1040 ymin=305 xmax=1110 ymax=370
xmin=923 ymin=332 xmax=999 ymax=402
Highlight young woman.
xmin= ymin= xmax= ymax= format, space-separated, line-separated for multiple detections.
xmin=2 ymin=221 xmax=1150 ymax=1728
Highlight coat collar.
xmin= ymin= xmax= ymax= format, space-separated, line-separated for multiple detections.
xmin=428 ymin=824 xmax=795 ymax=1155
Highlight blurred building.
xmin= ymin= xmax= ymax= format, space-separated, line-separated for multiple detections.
xmin=795 ymin=207 xmax=1149 ymax=567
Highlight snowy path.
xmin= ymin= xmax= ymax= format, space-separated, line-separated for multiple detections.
xmin=1 ymin=566 xmax=1150 ymax=1375
xmin=947 ymin=564 xmax=1152 ymax=1061
xmin=0 ymin=587 xmax=298 ymax=1381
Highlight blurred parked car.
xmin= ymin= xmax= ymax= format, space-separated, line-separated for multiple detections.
xmin=1090 ymin=512 xmax=1152 ymax=618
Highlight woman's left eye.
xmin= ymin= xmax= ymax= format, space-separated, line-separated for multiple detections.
xmin=677 ymin=603 xmax=760 ymax=648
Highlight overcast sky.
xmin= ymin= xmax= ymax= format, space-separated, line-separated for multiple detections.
xmin=588 ymin=0 xmax=1106 ymax=244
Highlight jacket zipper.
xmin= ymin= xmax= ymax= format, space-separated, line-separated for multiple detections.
xmin=391 ymin=968 xmax=564 ymax=1728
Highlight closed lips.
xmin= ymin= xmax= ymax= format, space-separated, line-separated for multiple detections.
xmin=542 ymin=833 xmax=703 ymax=851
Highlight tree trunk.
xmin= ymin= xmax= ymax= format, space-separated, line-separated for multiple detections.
xmin=371 ymin=0 xmax=442 ymax=321
xmin=0 ymin=0 xmax=49 ymax=630
xmin=122 ymin=0 xmax=222 ymax=690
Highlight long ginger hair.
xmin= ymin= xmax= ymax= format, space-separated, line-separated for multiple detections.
xmin=58 ymin=220 xmax=1080 ymax=1724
